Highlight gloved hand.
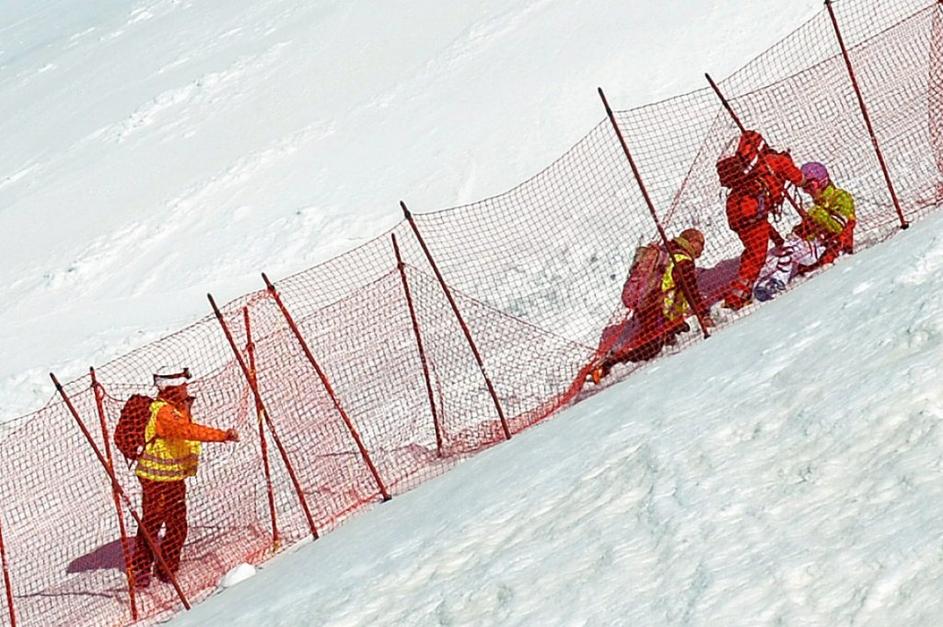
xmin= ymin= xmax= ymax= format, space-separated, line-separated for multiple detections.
xmin=225 ymin=428 xmax=240 ymax=442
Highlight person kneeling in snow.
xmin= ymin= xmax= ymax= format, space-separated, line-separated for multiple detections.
xmin=589 ymin=228 xmax=713 ymax=384
xmin=753 ymin=162 xmax=855 ymax=301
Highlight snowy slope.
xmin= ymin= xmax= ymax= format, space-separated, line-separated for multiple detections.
xmin=0 ymin=0 xmax=822 ymax=420
xmin=172 ymin=210 xmax=943 ymax=626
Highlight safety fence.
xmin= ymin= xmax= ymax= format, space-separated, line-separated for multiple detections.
xmin=0 ymin=0 xmax=941 ymax=624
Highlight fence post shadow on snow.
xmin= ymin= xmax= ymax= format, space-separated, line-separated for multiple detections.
xmin=89 ymin=368 xmax=138 ymax=622
xmin=400 ymin=201 xmax=513 ymax=441
xmin=597 ymin=87 xmax=712 ymax=340
xmin=824 ymin=0 xmax=909 ymax=230
xmin=391 ymin=233 xmax=445 ymax=457
xmin=208 ymin=294 xmax=321 ymax=541
xmin=260 ymin=274 xmax=392 ymax=502
xmin=49 ymin=373 xmax=192 ymax=613
xmin=242 ymin=307 xmax=281 ymax=553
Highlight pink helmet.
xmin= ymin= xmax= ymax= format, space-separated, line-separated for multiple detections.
xmin=801 ymin=162 xmax=830 ymax=187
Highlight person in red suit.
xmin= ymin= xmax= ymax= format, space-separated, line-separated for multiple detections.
xmin=722 ymin=130 xmax=804 ymax=310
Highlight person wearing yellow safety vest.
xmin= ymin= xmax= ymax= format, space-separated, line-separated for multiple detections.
xmin=589 ymin=228 xmax=712 ymax=383
xmin=660 ymin=229 xmax=712 ymax=326
xmin=753 ymin=162 xmax=856 ymax=301
xmin=131 ymin=380 xmax=238 ymax=588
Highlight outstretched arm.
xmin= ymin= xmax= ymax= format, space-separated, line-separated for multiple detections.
xmin=154 ymin=405 xmax=232 ymax=442
xmin=768 ymin=152 xmax=804 ymax=186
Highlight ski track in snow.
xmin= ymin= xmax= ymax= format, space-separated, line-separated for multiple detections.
xmin=114 ymin=41 xmax=293 ymax=144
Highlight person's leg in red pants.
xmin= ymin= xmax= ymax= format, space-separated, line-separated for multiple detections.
xmin=726 ymin=220 xmax=772 ymax=309
xmin=155 ymin=481 xmax=187 ymax=581
xmin=132 ymin=478 xmax=167 ymax=586
xmin=132 ymin=479 xmax=188 ymax=585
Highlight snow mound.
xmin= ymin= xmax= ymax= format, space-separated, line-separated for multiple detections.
xmin=220 ymin=563 xmax=256 ymax=589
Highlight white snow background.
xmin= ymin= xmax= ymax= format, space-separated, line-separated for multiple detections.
xmin=5 ymin=0 xmax=943 ymax=625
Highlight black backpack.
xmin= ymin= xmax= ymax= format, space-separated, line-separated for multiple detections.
xmin=114 ymin=394 xmax=154 ymax=463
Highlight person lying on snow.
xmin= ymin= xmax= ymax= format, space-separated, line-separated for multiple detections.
xmin=753 ymin=162 xmax=856 ymax=301
xmin=588 ymin=228 xmax=713 ymax=385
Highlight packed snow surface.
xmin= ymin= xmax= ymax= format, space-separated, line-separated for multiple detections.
xmin=0 ymin=0 xmax=821 ymax=419
xmin=174 ymin=211 xmax=943 ymax=624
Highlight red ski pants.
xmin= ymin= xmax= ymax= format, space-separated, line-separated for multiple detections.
xmin=732 ymin=220 xmax=773 ymax=296
xmin=132 ymin=478 xmax=188 ymax=578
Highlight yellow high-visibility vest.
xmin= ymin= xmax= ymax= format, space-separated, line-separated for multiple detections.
xmin=661 ymin=251 xmax=693 ymax=321
xmin=805 ymin=184 xmax=856 ymax=239
xmin=135 ymin=401 xmax=202 ymax=482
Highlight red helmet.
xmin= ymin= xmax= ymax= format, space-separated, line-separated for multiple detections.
xmin=736 ymin=130 xmax=767 ymax=162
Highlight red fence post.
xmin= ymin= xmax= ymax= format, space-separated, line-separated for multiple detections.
xmin=598 ymin=87 xmax=712 ymax=339
xmin=89 ymin=368 xmax=138 ymax=622
xmin=260 ymin=274 xmax=392 ymax=502
xmin=392 ymin=233 xmax=445 ymax=457
xmin=400 ymin=202 xmax=513 ymax=440
xmin=0 ymin=513 xmax=16 ymax=627
xmin=243 ymin=307 xmax=281 ymax=552
xmin=207 ymin=295 xmax=320 ymax=540
xmin=824 ymin=0 xmax=908 ymax=229
xmin=704 ymin=72 xmax=810 ymax=231
xmin=49 ymin=373 xmax=192 ymax=611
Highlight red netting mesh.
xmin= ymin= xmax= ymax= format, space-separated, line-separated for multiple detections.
xmin=0 ymin=1 xmax=941 ymax=624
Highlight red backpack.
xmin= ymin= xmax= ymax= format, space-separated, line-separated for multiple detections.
xmin=716 ymin=153 xmax=755 ymax=190
xmin=621 ymin=243 xmax=669 ymax=311
xmin=114 ymin=394 xmax=154 ymax=463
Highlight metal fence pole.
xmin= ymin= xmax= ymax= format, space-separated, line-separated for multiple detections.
xmin=400 ymin=202 xmax=512 ymax=440
xmin=89 ymin=368 xmax=138 ymax=621
xmin=259 ymin=276 xmax=391 ymax=501
xmin=824 ymin=0 xmax=908 ymax=229
xmin=0 ymin=513 xmax=16 ymax=627
xmin=598 ymin=87 xmax=711 ymax=339
xmin=392 ymin=234 xmax=445 ymax=456
xmin=243 ymin=307 xmax=281 ymax=552
xmin=208 ymin=294 xmax=321 ymax=540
